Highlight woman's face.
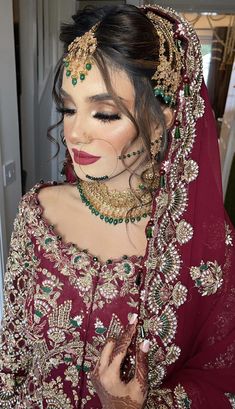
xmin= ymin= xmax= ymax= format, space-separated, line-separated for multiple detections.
xmin=61 ymin=64 xmax=145 ymax=181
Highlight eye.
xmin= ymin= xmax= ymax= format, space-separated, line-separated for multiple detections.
xmin=56 ymin=107 xmax=76 ymax=117
xmin=93 ymin=112 xmax=121 ymax=123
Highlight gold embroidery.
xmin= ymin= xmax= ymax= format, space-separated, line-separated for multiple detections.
xmin=190 ymin=260 xmax=223 ymax=296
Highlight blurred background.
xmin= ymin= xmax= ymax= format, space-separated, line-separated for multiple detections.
xmin=0 ymin=0 xmax=235 ymax=313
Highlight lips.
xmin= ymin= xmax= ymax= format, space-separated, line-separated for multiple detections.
xmin=72 ymin=149 xmax=101 ymax=165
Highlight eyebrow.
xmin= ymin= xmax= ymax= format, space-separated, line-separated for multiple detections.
xmin=60 ymin=88 xmax=126 ymax=103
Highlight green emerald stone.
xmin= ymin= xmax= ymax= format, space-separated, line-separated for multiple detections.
xmin=64 ymin=61 xmax=69 ymax=68
xmin=175 ymin=127 xmax=181 ymax=139
xmin=35 ymin=310 xmax=43 ymax=318
xmin=124 ymin=263 xmax=131 ymax=274
xmin=70 ymin=319 xmax=80 ymax=327
xmin=95 ymin=327 xmax=107 ymax=334
xmin=113 ymin=219 xmax=118 ymax=225
xmin=66 ymin=70 xmax=71 ymax=77
xmin=72 ymin=77 xmax=77 ymax=86
xmin=64 ymin=357 xmax=72 ymax=362
xmin=86 ymin=63 xmax=92 ymax=70
xmin=154 ymin=88 xmax=162 ymax=97
xmin=160 ymin=175 xmax=165 ymax=188
xmin=104 ymin=216 xmax=109 ymax=222
xmin=146 ymin=226 xmax=153 ymax=238
xmin=184 ymin=83 xmax=190 ymax=97
xmin=45 ymin=238 xmax=53 ymax=244
xmin=100 ymin=215 xmax=104 ymax=220
xmin=82 ymin=365 xmax=90 ymax=372
xmin=164 ymin=95 xmax=172 ymax=104
xmin=200 ymin=264 xmax=208 ymax=271
xmin=42 ymin=286 xmax=51 ymax=293
xmin=130 ymin=217 xmax=135 ymax=223
xmin=119 ymin=218 xmax=123 ymax=223
xmin=80 ymin=73 xmax=85 ymax=81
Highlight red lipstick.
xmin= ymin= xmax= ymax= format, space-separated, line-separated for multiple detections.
xmin=72 ymin=149 xmax=101 ymax=165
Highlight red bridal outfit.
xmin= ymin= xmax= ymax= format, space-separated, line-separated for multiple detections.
xmin=0 ymin=4 xmax=235 ymax=409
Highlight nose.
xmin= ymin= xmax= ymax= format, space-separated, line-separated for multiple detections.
xmin=68 ymin=115 xmax=92 ymax=145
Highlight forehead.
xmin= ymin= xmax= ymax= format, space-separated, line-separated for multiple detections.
xmin=62 ymin=63 xmax=135 ymax=105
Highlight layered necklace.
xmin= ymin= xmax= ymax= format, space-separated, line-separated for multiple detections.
xmin=77 ymin=179 xmax=153 ymax=225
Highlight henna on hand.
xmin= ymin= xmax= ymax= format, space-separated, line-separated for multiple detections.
xmin=109 ymin=323 xmax=136 ymax=365
xmin=90 ymin=315 xmax=148 ymax=409
xmin=91 ymin=368 xmax=143 ymax=409
xmin=135 ymin=342 xmax=149 ymax=396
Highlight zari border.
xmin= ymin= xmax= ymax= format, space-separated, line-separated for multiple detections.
xmin=138 ymin=4 xmax=204 ymax=401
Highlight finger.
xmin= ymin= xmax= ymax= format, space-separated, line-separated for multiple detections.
xmin=99 ymin=337 xmax=116 ymax=370
xmin=109 ymin=314 xmax=138 ymax=368
xmin=92 ymin=337 xmax=116 ymax=375
xmin=134 ymin=340 xmax=149 ymax=397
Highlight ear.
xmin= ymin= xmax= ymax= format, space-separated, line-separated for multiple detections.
xmin=162 ymin=106 xmax=175 ymax=129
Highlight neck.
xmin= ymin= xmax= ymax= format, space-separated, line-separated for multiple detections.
xmin=98 ymin=169 xmax=142 ymax=191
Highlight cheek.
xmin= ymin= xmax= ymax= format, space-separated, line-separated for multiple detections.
xmin=108 ymin=120 xmax=136 ymax=150
xmin=64 ymin=119 xmax=72 ymax=139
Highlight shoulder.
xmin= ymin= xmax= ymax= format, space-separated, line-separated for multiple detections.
xmin=18 ymin=181 xmax=81 ymax=227
xmin=36 ymin=181 xmax=79 ymax=207
xmin=20 ymin=181 xmax=78 ymax=204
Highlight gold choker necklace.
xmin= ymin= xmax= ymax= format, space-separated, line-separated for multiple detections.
xmin=77 ymin=180 xmax=152 ymax=225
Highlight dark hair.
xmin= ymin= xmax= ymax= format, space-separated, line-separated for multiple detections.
xmin=49 ymin=4 xmax=171 ymax=209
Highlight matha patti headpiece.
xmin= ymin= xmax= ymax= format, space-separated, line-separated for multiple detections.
xmin=147 ymin=11 xmax=183 ymax=105
xmin=63 ymin=22 xmax=99 ymax=86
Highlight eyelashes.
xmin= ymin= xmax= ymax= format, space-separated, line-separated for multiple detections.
xmin=56 ymin=107 xmax=75 ymax=117
xmin=93 ymin=112 xmax=121 ymax=123
xmin=56 ymin=107 xmax=121 ymax=123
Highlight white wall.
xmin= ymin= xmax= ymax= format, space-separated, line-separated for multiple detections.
xmin=0 ymin=0 xmax=22 ymax=317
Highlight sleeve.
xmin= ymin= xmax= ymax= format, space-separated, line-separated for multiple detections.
xmin=0 ymin=198 xmax=34 ymax=408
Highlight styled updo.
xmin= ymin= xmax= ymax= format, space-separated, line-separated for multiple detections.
xmin=50 ymin=4 xmax=173 ymax=192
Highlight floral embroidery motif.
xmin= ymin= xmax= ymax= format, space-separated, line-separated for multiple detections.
xmin=183 ymin=159 xmax=199 ymax=183
xmin=174 ymin=384 xmax=192 ymax=408
xmin=176 ymin=220 xmax=193 ymax=244
xmin=146 ymin=384 xmax=191 ymax=408
xmin=226 ymin=393 xmax=235 ymax=408
xmin=225 ymin=223 xmax=233 ymax=247
xmin=190 ymin=261 xmax=223 ymax=296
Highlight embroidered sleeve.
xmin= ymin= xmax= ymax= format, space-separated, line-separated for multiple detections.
xmin=0 ymin=199 xmax=33 ymax=408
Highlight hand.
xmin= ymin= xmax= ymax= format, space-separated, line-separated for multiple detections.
xmin=90 ymin=314 xmax=149 ymax=409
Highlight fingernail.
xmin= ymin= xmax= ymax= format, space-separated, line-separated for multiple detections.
xmin=129 ymin=313 xmax=138 ymax=325
xmin=141 ymin=339 xmax=150 ymax=353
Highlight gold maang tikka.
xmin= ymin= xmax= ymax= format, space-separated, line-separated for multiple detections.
xmin=63 ymin=22 xmax=99 ymax=86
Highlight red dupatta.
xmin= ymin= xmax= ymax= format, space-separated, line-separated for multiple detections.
xmin=136 ymin=5 xmax=235 ymax=408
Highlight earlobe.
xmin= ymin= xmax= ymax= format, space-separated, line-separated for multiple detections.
xmin=162 ymin=107 xmax=175 ymax=129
